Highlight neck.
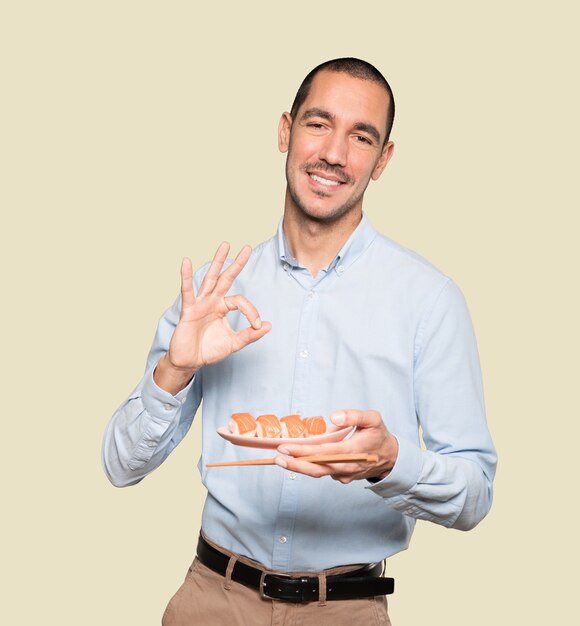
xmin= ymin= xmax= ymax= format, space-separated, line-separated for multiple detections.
xmin=283 ymin=190 xmax=363 ymax=277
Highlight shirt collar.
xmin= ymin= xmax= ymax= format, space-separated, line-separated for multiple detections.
xmin=276 ymin=213 xmax=377 ymax=275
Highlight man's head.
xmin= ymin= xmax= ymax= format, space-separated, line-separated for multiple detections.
xmin=279 ymin=58 xmax=395 ymax=224
xmin=290 ymin=58 xmax=395 ymax=145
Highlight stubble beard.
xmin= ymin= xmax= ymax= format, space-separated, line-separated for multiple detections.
xmin=285 ymin=159 xmax=368 ymax=225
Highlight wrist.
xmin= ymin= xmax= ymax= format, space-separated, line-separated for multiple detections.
xmin=368 ymin=434 xmax=399 ymax=483
xmin=154 ymin=354 xmax=196 ymax=395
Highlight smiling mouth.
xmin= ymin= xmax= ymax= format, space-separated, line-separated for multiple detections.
xmin=308 ymin=173 xmax=343 ymax=187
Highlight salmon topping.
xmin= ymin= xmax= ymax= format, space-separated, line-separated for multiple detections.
xmin=229 ymin=412 xmax=257 ymax=436
xmin=280 ymin=414 xmax=306 ymax=438
xmin=303 ymin=416 xmax=327 ymax=436
xmin=256 ymin=414 xmax=282 ymax=438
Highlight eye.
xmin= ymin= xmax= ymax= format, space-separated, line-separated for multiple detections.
xmin=354 ymin=135 xmax=372 ymax=145
xmin=307 ymin=122 xmax=326 ymax=129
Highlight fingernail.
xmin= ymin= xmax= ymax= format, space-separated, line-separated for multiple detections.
xmin=331 ymin=411 xmax=346 ymax=425
xmin=254 ymin=317 xmax=262 ymax=329
xmin=278 ymin=446 xmax=290 ymax=455
xmin=275 ymin=457 xmax=288 ymax=468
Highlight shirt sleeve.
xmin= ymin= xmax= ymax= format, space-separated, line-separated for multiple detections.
xmin=101 ymin=293 xmax=203 ymax=487
xmin=367 ymin=279 xmax=497 ymax=531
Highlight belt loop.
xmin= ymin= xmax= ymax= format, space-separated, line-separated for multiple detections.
xmin=317 ymin=573 xmax=327 ymax=607
xmin=223 ymin=554 xmax=238 ymax=591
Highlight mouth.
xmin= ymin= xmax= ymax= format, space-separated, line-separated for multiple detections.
xmin=308 ymin=173 xmax=342 ymax=187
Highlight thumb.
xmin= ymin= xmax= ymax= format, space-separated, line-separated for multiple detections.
xmin=330 ymin=409 xmax=383 ymax=429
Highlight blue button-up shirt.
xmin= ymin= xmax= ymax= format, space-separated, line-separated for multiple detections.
xmin=102 ymin=214 xmax=496 ymax=571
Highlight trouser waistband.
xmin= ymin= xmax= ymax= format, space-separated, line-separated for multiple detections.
xmin=196 ymin=534 xmax=394 ymax=602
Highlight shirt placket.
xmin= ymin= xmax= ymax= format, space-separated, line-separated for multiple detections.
xmin=271 ymin=270 xmax=320 ymax=570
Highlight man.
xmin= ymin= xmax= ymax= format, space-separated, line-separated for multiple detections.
xmin=102 ymin=58 xmax=497 ymax=625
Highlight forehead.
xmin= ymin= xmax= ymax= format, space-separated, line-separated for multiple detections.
xmin=297 ymin=70 xmax=390 ymax=138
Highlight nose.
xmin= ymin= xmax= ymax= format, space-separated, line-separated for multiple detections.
xmin=318 ymin=131 xmax=348 ymax=167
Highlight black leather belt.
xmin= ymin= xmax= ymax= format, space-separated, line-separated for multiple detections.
xmin=196 ymin=535 xmax=394 ymax=602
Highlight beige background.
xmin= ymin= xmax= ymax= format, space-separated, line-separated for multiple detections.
xmin=1 ymin=1 xmax=578 ymax=624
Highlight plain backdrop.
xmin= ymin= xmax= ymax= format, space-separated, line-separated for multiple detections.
xmin=1 ymin=1 xmax=578 ymax=624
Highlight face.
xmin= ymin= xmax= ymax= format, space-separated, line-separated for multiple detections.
xmin=279 ymin=71 xmax=394 ymax=224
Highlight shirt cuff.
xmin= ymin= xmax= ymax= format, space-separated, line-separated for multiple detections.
xmin=140 ymin=364 xmax=195 ymax=421
xmin=366 ymin=435 xmax=423 ymax=498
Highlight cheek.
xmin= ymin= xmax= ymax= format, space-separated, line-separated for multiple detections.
xmin=289 ymin=134 xmax=321 ymax=162
xmin=353 ymin=155 xmax=379 ymax=183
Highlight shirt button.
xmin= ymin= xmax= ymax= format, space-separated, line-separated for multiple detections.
xmin=299 ymin=350 xmax=309 ymax=359
xmin=289 ymin=472 xmax=297 ymax=480
xmin=146 ymin=440 xmax=156 ymax=448
xmin=336 ymin=265 xmax=345 ymax=275
xmin=283 ymin=263 xmax=289 ymax=272
xmin=307 ymin=290 xmax=315 ymax=298
xmin=163 ymin=403 xmax=173 ymax=411
xmin=278 ymin=536 xmax=288 ymax=544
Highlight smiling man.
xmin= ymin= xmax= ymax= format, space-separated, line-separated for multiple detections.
xmin=103 ymin=58 xmax=496 ymax=625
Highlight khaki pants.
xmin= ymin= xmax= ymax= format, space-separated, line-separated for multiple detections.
xmin=162 ymin=540 xmax=392 ymax=626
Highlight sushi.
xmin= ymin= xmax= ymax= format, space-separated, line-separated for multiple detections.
xmin=229 ymin=413 xmax=257 ymax=436
xmin=303 ymin=416 xmax=327 ymax=436
xmin=280 ymin=414 xmax=306 ymax=438
xmin=227 ymin=412 xmax=328 ymax=439
xmin=256 ymin=414 xmax=282 ymax=438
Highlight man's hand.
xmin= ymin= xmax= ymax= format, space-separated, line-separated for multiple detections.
xmin=154 ymin=242 xmax=272 ymax=395
xmin=274 ymin=410 xmax=398 ymax=484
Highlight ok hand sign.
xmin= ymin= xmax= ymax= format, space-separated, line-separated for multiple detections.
xmin=154 ymin=242 xmax=271 ymax=395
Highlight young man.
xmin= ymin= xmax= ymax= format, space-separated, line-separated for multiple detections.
xmin=102 ymin=58 xmax=496 ymax=625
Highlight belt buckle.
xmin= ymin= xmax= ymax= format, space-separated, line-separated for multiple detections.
xmin=259 ymin=572 xmax=283 ymax=600
xmin=259 ymin=572 xmax=273 ymax=600
xmin=260 ymin=573 xmax=309 ymax=602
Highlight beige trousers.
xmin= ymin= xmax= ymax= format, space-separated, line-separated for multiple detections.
xmin=162 ymin=539 xmax=392 ymax=626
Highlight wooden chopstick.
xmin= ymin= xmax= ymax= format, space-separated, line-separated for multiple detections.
xmin=206 ymin=453 xmax=378 ymax=467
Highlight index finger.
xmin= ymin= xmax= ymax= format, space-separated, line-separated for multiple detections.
xmin=214 ymin=245 xmax=252 ymax=295
xmin=197 ymin=241 xmax=230 ymax=296
xmin=180 ymin=257 xmax=195 ymax=309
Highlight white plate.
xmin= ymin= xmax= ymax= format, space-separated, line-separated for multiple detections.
xmin=216 ymin=426 xmax=355 ymax=449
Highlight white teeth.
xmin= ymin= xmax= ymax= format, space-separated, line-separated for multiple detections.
xmin=310 ymin=174 xmax=340 ymax=186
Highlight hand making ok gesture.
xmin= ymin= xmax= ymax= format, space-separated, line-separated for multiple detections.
xmin=154 ymin=242 xmax=272 ymax=395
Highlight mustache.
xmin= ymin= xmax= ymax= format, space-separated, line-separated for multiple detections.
xmin=301 ymin=162 xmax=353 ymax=185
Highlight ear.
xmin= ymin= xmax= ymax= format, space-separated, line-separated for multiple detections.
xmin=371 ymin=141 xmax=395 ymax=181
xmin=278 ymin=112 xmax=293 ymax=153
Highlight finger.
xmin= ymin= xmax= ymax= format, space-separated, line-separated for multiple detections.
xmin=230 ymin=321 xmax=272 ymax=353
xmin=331 ymin=474 xmax=356 ymax=485
xmin=274 ymin=455 xmax=331 ymax=478
xmin=274 ymin=456 xmax=372 ymax=480
xmin=224 ymin=294 xmax=262 ymax=329
xmin=330 ymin=409 xmax=384 ymax=430
xmin=180 ymin=257 xmax=196 ymax=310
xmin=198 ymin=241 xmax=230 ymax=296
xmin=214 ymin=245 xmax=252 ymax=295
xmin=277 ymin=442 xmax=348 ymax=458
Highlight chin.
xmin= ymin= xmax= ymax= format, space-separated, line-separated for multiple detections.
xmin=292 ymin=193 xmax=362 ymax=225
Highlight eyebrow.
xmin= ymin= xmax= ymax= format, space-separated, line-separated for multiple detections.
xmin=300 ymin=107 xmax=382 ymax=144
xmin=352 ymin=122 xmax=381 ymax=145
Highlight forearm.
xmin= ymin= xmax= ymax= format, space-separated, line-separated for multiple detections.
xmin=102 ymin=293 xmax=201 ymax=487
xmin=101 ymin=364 xmax=197 ymax=487
xmin=371 ymin=278 xmax=497 ymax=529
xmin=368 ymin=436 xmax=496 ymax=530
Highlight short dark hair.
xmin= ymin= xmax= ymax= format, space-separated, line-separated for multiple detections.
xmin=289 ymin=57 xmax=395 ymax=144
